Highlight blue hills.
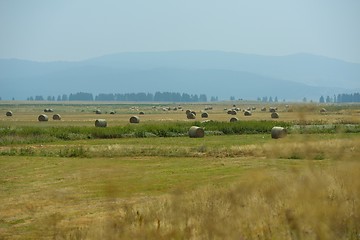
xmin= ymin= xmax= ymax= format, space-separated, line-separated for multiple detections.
xmin=1 ymin=51 xmax=359 ymax=101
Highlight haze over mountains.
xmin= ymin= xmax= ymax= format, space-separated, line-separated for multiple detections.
xmin=1 ymin=51 xmax=359 ymax=101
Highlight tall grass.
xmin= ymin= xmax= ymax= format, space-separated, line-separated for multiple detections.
xmin=25 ymin=161 xmax=360 ymax=240
xmin=1 ymin=135 xmax=359 ymax=239
xmin=0 ymin=121 xmax=290 ymax=145
xmin=2 ymin=119 xmax=358 ymax=146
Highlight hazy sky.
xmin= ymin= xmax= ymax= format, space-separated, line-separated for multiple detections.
xmin=1 ymin=0 xmax=360 ymax=63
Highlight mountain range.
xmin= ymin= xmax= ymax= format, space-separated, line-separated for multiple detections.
xmin=1 ymin=51 xmax=359 ymax=101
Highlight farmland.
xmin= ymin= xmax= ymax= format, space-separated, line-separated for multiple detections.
xmin=0 ymin=101 xmax=360 ymax=239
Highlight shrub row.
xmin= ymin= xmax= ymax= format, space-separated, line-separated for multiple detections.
xmin=0 ymin=121 xmax=289 ymax=145
xmin=2 ymin=121 xmax=358 ymax=145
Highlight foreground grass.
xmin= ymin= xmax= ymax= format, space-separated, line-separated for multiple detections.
xmin=0 ymin=134 xmax=359 ymax=239
xmin=0 ymin=155 xmax=270 ymax=239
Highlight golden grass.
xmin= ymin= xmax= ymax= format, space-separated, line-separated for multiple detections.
xmin=2 ymin=102 xmax=360 ymax=127
xmin=137 ymin=164 xmax=357 ymax=240
xmin=1 ymin=102 xmax=360 ymax=239
xmin=0 ymin=134 xmax=359 ymax=239
xmin=4 ymin=160 xmax=356 ymax=240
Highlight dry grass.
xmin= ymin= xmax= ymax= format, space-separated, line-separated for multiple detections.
xmin=1 ymin=102 xmax=360 ymax=239
xmin=134 ymin=164 xmax=356 ymax=240
xmin=0 ymin=134 xmax=359 ymax=239
xmin=2 ymin=102 xmax=360 ymax=127
xmin=8 ymin=161 xmax=356 ymax=240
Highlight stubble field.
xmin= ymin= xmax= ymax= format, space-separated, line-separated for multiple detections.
xmin=0 ymin=101 xmax=359 ymax=239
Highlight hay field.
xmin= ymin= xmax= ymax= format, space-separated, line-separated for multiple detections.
xmin=1 ymin=101 xmax=360 ymax=239
xmin=1 ymin=101 xmax=360 ymax=126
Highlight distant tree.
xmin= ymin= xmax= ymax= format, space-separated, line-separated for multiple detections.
xmin=337 ymin=92 xmax=360 ymax=102
xmin=274 ymin=96 xmax=278 ymax=102
xmin=210 ymin=96 xmax=218 ymax=102
xmin=62 ymin=94 xmax=68 ymax=101
xmin=230 ymin=96 xmax=235 ymax=101
xmin=319 ymin=95 xmax=325 ymax=103
xmin=35 ymin=95 xmax=44 ymax=101
xmin=191 ymin=94 xmax=199 ymax=102
xmin=199 ymin=94 xmax=207 ymax=102
xmin=337 ymin=94 xmax=342 ymax=103
xmin=326 ymin=96 xmax=331 ymax=103
xmin=302 ymin=97 xmax=307 ymax=102
xmin=96 ymin=93 xmax=115 ymax=101
xmin=69 ymin=92 xmax=93 ymax=101
xmin=355 ymin=93 xmax=360 ymax=102
xmin=57 ymin=95 xmax=61 ymax=101
xmin=0 ymin=97 xmax=2 ymax=101
xmin=154 ymin=92 xmax=162 ymax=101
xmin=181 ymin=93 xmax=191 ymax=102
xmin=262 ymin=96 xmax=268 ymax=102
xmin=174 ymin=92 xmax=182 ymax=102
xmin=269 ymin=96 xmax=273 ymax=102
xmin=47 ymin=96 xmax=52 ymax=101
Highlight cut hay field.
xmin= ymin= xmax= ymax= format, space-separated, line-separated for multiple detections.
xmin=0 ymin=101 xmax=360 ymax=239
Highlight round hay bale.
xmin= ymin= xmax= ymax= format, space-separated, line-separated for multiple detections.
xmin=201 ymin=112 xmax=209 ymax=118
xmin=188 ymin=126 xmax=205 ymax=138
xmin=271 ymin=126 xmax=287 ymax=139
xmin=95 ymin=109 xmax=102 ymax=114
xmin=6 ymin=111 xmax=13 ymax=117
xmin=230 ymin=117 xmax=238 ymax=122
xmin=271 ymin=112 xmax=279 ymax=119
xmin=110 ymin=111 xmax=116 ymax=114
xmin=244 ymin=111 xmax=252 ymax=116
xmin=185 ymin=109 xmax=192 ymax=115
xmin=95 ymin=119 xmax=107 ymax=127
xmin=187 ymin=112 xmax=196 ymax=119
xmin=320 ymin=108 xmax=327 ymax=113
xmin=261 ymin=107 xmax=267 ymax=112
xmin=139 ymin=111 xmax=145 ymax=115
xmin=52 ymin=114 xmax=61 ymax=120
xmin=44 ymin=109 xmax=49 ymax=113
xmin=38 ymin=114 xmax=48 ymax=122
xmin=227 ymin=110 xmax=237 ymax=115
xmin=269 ymin=107 xmax=276 ymax=113
xmin=130 ymin=116 xmax=140 ymax=123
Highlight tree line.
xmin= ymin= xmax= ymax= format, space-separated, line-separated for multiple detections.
xmin=26 ymin=92 xmax=215 ymax=102
xmin=319 ymin=93 xmax=360 ymax=103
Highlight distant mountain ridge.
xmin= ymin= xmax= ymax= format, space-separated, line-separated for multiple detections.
xmin=1 ymin=51 xmax=359 ymax=101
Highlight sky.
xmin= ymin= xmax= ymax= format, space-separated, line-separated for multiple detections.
xmin=1 ymin=0 xmax=360 ymax=63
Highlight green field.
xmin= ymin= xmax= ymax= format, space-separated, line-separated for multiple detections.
xmin=1 ymin=102 xmax=360 ymax=239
